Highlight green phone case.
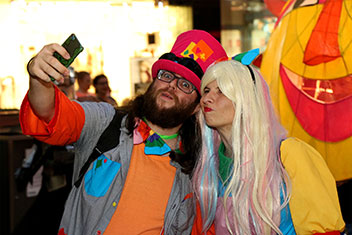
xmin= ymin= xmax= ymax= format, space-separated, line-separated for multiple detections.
xmin=51 ymin=34 xmax=83 ymax=84
xmin=54 ymin=33 xmax=84 ymax=68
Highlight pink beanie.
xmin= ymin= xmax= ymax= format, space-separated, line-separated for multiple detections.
xmin=152 ymin=30 xmax=227 ymax=93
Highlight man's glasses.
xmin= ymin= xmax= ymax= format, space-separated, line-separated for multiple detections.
xmin=157 ymin=70 xmax=196 ymax=94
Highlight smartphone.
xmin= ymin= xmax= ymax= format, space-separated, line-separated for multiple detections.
xmin=50 ymin=34 xmax=83 ymax=85
xmin=54 ymin=33 xmax=84 ymax=67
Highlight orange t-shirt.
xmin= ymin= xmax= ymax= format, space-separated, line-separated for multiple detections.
xmin=104 ymin=143 xmax=176 ymax=234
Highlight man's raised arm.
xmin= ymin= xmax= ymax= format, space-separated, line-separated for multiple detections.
xmin=27 ymin=43 xmax=71 ymax=122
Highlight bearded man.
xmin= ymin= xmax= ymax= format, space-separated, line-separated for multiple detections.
xmin=20 ymin=30 xmax=227 ymax=234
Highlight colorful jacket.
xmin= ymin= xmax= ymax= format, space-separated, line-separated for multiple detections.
xmin=20 ymin=87 xmax=195 ymax=235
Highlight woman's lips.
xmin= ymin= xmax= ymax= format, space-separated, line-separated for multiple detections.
xmin=204 ymin=107 xmax=212 ymax=112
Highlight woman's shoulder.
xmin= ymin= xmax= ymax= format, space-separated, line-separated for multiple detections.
xmin=279 ymin=137 xmax=336 ymax=188
xmin=280 ymin=137 xmax=326 ymax=174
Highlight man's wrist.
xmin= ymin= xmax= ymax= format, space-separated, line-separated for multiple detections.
xmin=27 ymin=57 xmax=40 ymax=79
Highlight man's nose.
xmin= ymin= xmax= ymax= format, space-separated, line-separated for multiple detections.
xmin=168 ymin=78 xmax=178 ymax=90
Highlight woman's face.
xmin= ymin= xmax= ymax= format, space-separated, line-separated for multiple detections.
xmin=201 ymin=80 xmax=235 ymax=129
xmin=95 ymin=77 xmax=110 ymax=96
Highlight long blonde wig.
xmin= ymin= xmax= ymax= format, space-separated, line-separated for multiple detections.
xmin=192 ymin=60 xmax=290 ymax=234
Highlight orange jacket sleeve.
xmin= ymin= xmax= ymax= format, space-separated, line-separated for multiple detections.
xmin=19 ymin=86 xmax=85 ymax=146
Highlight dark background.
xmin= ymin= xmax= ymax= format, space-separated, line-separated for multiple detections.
xmin=169 ymin=0 xmax=221 ymax=40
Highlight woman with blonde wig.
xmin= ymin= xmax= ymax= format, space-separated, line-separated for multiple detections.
xmin=191 ymin=59 xmax=345 ymax=235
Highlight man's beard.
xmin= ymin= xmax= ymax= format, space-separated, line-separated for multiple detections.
xmin=143 ymin=84 xmax=198 ymax=129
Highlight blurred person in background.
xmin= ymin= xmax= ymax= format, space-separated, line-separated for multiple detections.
xmin=93 ymin=74 xmax=118 ymax=108
xmin=57 ymin=67 xmax=76 ymax=100
xmin=75 ymin=71 xmax=95 ymax=99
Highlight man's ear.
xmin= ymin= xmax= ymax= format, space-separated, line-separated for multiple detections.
xmin=192 ymin=103 xmax=201 ymax=115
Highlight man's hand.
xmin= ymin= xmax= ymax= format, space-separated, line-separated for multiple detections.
xmin=27 ymin=43 xmax=71 ymax=84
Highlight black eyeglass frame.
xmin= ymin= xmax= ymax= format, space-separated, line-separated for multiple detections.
xmin=157 ymin=69 xmax=197 ymax=94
